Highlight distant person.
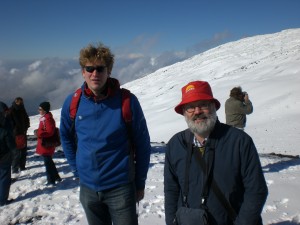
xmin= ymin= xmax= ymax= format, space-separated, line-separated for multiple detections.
xmin=10 ymin=97 xmax=30 ymax=176
xmin=36 ymin=102 xmax=61 ymax=186
xmin=225 ymin=86 xmax=253 ymax=130
xmin=0 ymin=101 xmax=15 ymax=206
xmin=164 ymin=81 xmax=268 ymax=224
xmin=60 ymin=43 xmax=151 ymax=225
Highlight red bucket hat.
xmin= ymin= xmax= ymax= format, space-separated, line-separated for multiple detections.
xmin=175 ymin=81 xmax=221 ymax=115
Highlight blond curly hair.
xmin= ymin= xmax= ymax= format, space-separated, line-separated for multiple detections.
xmin=79 ymin=43 xmax=114 ymax=74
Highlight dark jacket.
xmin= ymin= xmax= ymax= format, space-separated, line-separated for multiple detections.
xmin=60 ymin=78 xmax=151 ymax=192
xmin=0 ymin=102 xmax=15 ymax=162
xmin=164 ymin=120 xmax=268 ymax=225
xmin=10 ymin=102 xmax=30 ymax=136
xmin=225 ymin=97 xmax=253 ymax=129
xmin=0 ymin=126 xmax=15 ymax=163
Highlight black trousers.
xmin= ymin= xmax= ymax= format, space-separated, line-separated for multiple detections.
xmin=42 ymin=156 xmax=61 ymax=184
xmin=11 ymin=148 xmax=27 ymax=173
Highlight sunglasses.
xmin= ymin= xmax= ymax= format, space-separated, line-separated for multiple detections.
xmin=84 ymin=66 xmax=106 ymax=73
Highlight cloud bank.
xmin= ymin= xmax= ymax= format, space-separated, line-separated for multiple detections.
xmin=0 ymin=32 xmax=230 ymax=115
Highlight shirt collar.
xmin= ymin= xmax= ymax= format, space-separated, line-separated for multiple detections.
xmin=193 ymin=135 xmax=207 ymax=147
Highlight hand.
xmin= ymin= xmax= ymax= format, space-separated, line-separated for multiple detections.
xmin=136 ymin=189 xmax=145 ymax=202
xmin=244 ymin=93 xmax=249 ymax=102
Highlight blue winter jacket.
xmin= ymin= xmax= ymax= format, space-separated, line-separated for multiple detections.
xmin=164 ymin=120 xmax=268 ymax=225
xmin=60 ymin=78 xmax=151 ymax=191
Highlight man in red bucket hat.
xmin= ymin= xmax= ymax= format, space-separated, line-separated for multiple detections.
xmin=164 ymin=81 xmax=268 ymax=225
xmin=175 ymin=81 xmax=220 ymax=114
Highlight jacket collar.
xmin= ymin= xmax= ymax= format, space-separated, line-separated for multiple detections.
xmin=83 ymin=77 xmax=121 ymax=102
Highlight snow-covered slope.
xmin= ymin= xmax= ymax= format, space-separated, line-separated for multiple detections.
xmin=121 ymin=28 xmax=300 ymax=155
xmin=27 ymin=29 xmax=300 ymax=155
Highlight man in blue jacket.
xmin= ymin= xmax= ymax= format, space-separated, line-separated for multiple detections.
xmin=60 ymin=43 xmax=151 ymax=225
xmin=164 ymin=81 xmax=268 ymax=225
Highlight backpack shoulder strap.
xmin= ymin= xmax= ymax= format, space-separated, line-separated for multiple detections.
xmin=181 ymin=129 xmax=193 ymax=207
xmin=70 ymin=88 xmax=82 ymax=121
xmin=69 ymin=88 xmax=82 ymax=137
xmin=121 ymin=88 xmax=136 ymax=163
xmin=121 ymin=88 xmax=132 ymax=124
xmin=198 ymin=135 xmax=237 ymax=221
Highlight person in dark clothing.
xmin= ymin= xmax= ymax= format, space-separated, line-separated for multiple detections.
xmin=10 ymin=97 xmax=30 ymax=175
xmin=0 ymin=101 xmax=15 ymax=206
xmin=225 ymin=86 xmax=253 ymax=130
xmin=36 ymin=102 xmax=61 ymax=186
xmin=164 ymin=81 xmax=268 ymax=225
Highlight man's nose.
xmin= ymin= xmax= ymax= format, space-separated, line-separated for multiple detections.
xmin=194 ymin=106 xmax=204 ymax=113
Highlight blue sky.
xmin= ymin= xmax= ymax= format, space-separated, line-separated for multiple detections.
xmin=1 ymin=0 xmax=300 ymax=60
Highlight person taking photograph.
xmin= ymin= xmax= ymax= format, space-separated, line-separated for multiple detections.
xmin=225 ymin=86 xmax=253 ymax=130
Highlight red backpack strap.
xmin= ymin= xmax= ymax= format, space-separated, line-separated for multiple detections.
xmin=121 ymin=88 xmax=135 ymax=160
xmin=121 ymin=88 xmax=132 ymax=123
xmin=70 ymin=88 xmax=82 ymax=121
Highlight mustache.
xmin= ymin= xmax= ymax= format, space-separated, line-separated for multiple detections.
xmin=192 ymin=114 xmax=208 ymax=121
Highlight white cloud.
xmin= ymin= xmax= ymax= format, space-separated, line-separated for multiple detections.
xmin=28 ymin=60 xmax=42 ymax=71
xmin=9 ymin=68 xmax=19 ymax=74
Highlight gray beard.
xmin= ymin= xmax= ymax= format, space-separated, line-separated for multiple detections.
xmin=185 ymin=112 xmax=217 ymax=137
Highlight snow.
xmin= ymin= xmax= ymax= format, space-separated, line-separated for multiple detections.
xmin=1 ymin=28 xmax=300 ymax=224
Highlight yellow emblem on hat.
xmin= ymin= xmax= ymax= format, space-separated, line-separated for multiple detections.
xmin=185 ymin=85 xmax=195 ymax=93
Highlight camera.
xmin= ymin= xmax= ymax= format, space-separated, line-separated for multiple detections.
xmin=242 ymin=91 xmax=247 ymax=97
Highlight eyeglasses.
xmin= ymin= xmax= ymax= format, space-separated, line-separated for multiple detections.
xmin=84 ymin=66 xmax=106 ymax=73
xmin=184 ymin=102 xmax=211 ymax=113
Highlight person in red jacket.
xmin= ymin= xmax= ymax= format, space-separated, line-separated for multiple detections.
xmin=36 ymin=102 xmax=61 ymax=186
